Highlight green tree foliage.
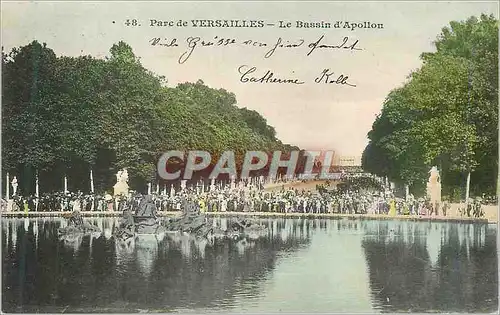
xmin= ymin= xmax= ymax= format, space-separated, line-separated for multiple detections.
xmin=362 ymin=14 xmax=498 ymax=198
xmin=2 ymin=41 xmax=297 ymax=194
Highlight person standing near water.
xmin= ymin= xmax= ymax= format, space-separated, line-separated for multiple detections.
xmin=199 ymin=198 xmax=206 ymax=212
xmin=473 ymin=198 xmax=483 ymax=217
xmin=434 ymin=201 xmax=440 ymax=216
xmin=402 ymin=202 xmax=410 ymax=215
xmin=23 ymin=198 xmax=29 ymax=214
xmin=466 ymin=198 xmax=473 ymax=217
xmin=388 ymin=197 xmax=396 ymax=216
xmin=442 ymin=201 xmax=449 ymax=216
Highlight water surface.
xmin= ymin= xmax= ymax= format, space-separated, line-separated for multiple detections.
xmin=2 ymin=217 xmax=497 ymax=313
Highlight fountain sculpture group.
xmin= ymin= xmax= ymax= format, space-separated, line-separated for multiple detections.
xmin=58 ymin=195 xmax=268 ymax=246
xmin=58 ymin=168 xmax=268 ymax=248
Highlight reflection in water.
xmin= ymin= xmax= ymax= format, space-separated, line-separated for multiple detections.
xmin=1 ymin=217 xmax=497 ymax=313
xmin=60 ymin=233 xmax=84 ymax=252
xmin=220 ymin=217 xmax=227 ymax=231
xmin=194 ymin=237 xmax=210 ymax=259
xmin=32 ymin=219 xmax=38 ymax=248
xmin=101 ymin=218 xmax=115 ymax=240
xmin=361 ymin=220 xmax=497 ymax=313
xmin=115 ymin=235 xmax=135 ymax=255
xmin=11 ymin=220 xmax=17 ymax=249
xmin=135 ymin=234 xmax=163 ymax=277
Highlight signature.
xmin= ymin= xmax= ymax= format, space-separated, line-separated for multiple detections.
xmin=238 ymin=65 xmax=304 ymax=84
xmin=314 ymin=69 xmax=356 ymax=87
xmin=238 ymin=65 xmax=356 ymax=87
xmin=149 ymin=35 xmax=363 ymax=64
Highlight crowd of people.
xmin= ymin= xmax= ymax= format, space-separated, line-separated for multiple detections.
xmin=0 ymin=176 xmax=486 ymax=218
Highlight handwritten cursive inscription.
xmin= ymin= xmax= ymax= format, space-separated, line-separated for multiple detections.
xmin=238 ymin=65 xmax=305 ymax=84
xmin=307 ymin=35 xmax=361 ymax=56
xmin=149 ymin=35 xmax=363 ymax=64
xmin=175 ymin=36 xmax=237 ymax=63
xmin=264 ymin=37 xmax=305 ymax=59
xmin=314 ymin=69 xmax=356 ymax=87
xmin=149 ymin=37 xmax=179 ymax=47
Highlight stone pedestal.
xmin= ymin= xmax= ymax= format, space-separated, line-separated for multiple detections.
xmin=114 ymin=182 xmax=129 ymax=197
xmin=113 ymin=169 xmax=130 ymax=197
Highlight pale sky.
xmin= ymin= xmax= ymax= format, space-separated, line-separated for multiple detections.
xmin=2 ymin=1 xmax=498 ymax=156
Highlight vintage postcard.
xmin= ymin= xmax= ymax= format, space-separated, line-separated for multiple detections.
xmin=1 ymin=0 xmax=498 ymax=313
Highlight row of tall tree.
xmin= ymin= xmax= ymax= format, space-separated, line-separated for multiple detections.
xmin=362 ymin=14 xmax=498 ymax=200
xmin=2 ymin=41 xmax=303 ymax=195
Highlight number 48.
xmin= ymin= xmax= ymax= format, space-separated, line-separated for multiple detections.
xmin=125 ymin=19 xmax=140 ymax=26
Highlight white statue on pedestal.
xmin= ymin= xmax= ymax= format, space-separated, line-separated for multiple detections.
xmin=426 ymin=166 xmax=441 ymax=204
xmin=11 ymin=177 xmax=18 ymax=196
xmin=113 ymin=168 xmax=130 ymax=197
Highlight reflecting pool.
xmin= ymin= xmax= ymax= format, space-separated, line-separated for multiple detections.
xmin=1 ymin=217 xmax=497 ymax=313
